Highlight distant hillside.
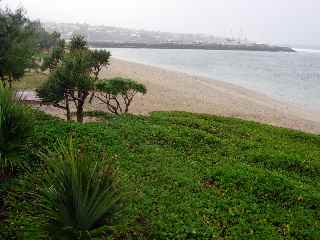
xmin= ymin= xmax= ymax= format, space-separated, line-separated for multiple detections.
xmin=44 ymin=22 xmax=294 ymax=52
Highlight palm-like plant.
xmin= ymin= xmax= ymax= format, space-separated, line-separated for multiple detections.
xmin=0 ymin=82 xmax=32 ymax=179
xmin=39 ymin=138 xmax=123 ymax=239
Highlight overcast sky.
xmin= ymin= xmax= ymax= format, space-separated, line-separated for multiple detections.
xmin=2 ymin=0 xmax=320 ymax=46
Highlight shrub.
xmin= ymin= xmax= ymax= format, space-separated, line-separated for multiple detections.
xmin=0 ymin=83 xmax=32 ymax=179
xmin=39 ymin=137 xmax=123 ymax=239
xmin=96 ymin=77 xmax=147 ymax=115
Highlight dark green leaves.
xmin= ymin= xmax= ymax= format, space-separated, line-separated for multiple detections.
xmin=70 ymin=34 xmax=88 ymax=53
xmin=37 ymin=34 xmax=110 ymax=122
xmin=90 ymin=49 xmax=111 ymax=79
xmin=96 ymin=77 xmax=147 ymax=114
xmin=0 ymin=7 xmax=38 ymax=87
xmin=0 ymin=82 xmax=33 ymax=177
xmin=39 ymin=137 xmax=123 ymax=238
xmin=96 ymin=77 xmax=147 ymax=96
xmin=37 ymin=51 xmax=94 ymax=115
xmin=41 ymin=40 xmax=65 ymax=72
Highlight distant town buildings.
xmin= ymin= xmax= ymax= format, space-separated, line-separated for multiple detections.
xmin=44 ymin=22 xmax=252 ymax=46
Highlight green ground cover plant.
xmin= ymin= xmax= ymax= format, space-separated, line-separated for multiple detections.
xmin=1 ymin=110 xmax=319 ymax=239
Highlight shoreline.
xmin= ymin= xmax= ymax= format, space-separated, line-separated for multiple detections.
xmin=89 ymin=42 xmax=295 ymax=52
xmin=98 ymin=58 xmax=320 ymax=133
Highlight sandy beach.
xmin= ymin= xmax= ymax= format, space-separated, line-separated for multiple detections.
xmin=35 ymin=57 xmax=320 ymax=133
xmin=97 ymin=58 xmax=320 ymax=133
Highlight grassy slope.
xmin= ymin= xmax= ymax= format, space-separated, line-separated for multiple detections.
xmin=3 ymin=110 xmax=320 ymax=239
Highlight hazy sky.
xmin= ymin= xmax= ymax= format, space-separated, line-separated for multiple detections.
xmin=2 ymin=0 xmax=320 ymax=46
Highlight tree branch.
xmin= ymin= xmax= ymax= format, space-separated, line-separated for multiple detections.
xmin=53 ymin=102 xmax=67 ymax=110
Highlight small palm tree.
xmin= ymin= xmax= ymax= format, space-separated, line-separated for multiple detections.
xmin=0 ymin=82 xmax=32 ymax=179
xmin=39 ymin=137 xmax=124 ymax=239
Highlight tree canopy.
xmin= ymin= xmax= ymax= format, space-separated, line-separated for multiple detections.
xmin=0 ymin=7 xmax=38 ymax=87
xmin=38 ymin=49 xmax=94 ymax=122
xmin=90 ymin=49 xmax=111 ymax=79
xmin=38 ymin=34 xmax=112 ymax=122
xmin=69 ymin=34 xmax=88 ymax=52
xmin=96 ymin=77 xmax=147 ymax=114
xmin=41 ymin=39 xmax=66 ymax=72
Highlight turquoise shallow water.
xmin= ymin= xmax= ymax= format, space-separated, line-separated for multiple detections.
xmin=102 ymin=48 xmax=320 ymax=112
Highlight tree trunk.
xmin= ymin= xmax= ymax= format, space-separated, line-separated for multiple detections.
xmin=76 ymin=91 xmax=86 ymax=123
xmin=8 ymin=74 xmax=12 ymax=89
xmin=76 ymin=102 xmax=84 ymax=123
xmin=73 ymin=91 xmax=89 ymax=123
xmin=65 ymin=96 xmax=71 ymax=121
xmin=0 ymin=71 xmax=5 ymax=87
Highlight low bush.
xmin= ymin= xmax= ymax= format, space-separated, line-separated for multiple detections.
xmin=39 ymin=137 xmax=124 ymax=239
xmin=96 ymin=77 xmax=147 ymax=115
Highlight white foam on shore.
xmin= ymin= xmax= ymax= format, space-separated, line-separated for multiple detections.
xmin=293 ymin=48 xmax=320 ymax=53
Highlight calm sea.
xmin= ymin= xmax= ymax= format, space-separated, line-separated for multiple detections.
xmin=103 ymin=48 xmax=320 ymax=112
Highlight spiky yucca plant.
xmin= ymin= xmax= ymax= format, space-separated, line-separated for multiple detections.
xmin=39 ymin=138 xmax=123 ymax=239
xmin=0 ymin=82 xmax=32 ymax=179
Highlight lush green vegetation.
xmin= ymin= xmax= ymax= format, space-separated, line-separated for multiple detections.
xmin=0 ymin=7 xmax=38 ymax=88
xmin=0 ymin=6 xmax=55 ymax=88
xmin=1 ymin=4 xmax=319 ymax=240
xmin=37 ymin=34 xmax=112 ymax=122
xmin=39 ymin=137 xmax=123 ymax=239
xmin=0 ymin=83 xmax=33 ymax=180
xmin=1 ymin=110 xmax=319 ymax=239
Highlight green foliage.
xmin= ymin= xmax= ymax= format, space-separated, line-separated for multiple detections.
xmin=0 ymin=173 xmax=49 ymax=240
xmin=96 ymin=77 xmax=147 ymax=114
xmin=70 ymin=34 xmax=88 ymax=53
xmin=97 ymin=77 xmax=147 ymax=96
xmin=39 ymin=137 xmax=123 ymax=239
xmin=41 ymin=39 xmax=66 ymax=72
xmin=0 ymin=7 xmax=38 ymax=87
xmin=90 ymin=49 xmax=111 ymax=79
xmin=27 ymin=20 xmax=61 ymax=51
xmin=38 ymin=50 xmax=95 ymax=122
xmin=37 ymin=34 xmax=106 ymax=122
xmin=37 ymin=71 xmax=66 ymax=103
xmin=35 ymin=112 xmax=320 ymax=238
xmin=38 ymin=33 xmax=113 ymax=121
xmin=36 ymin=24 xmax=62 ymax=50
xmin=3 ymin=110 xmax=320 ymax=239
xmin=0 ymin=82 xmax=32 ymax=179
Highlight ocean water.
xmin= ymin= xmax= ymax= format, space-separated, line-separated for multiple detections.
xmin=104 ymin=48 xmax=320 ymax=111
